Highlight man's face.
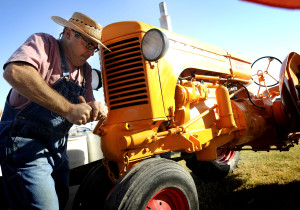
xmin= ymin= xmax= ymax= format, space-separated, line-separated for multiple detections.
xmin=64 ymin=28 xmax=99 ymax=66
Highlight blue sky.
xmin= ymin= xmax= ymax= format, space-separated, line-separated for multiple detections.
xmin=0 ymin=0 xmax=300 ymax=111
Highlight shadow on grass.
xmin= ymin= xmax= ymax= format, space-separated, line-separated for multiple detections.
xmin=192 ymin=173 xmax=300 ymax=210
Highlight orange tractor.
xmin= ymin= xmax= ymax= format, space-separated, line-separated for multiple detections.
xmin=72 ymin=21 xmax=300 ymax=209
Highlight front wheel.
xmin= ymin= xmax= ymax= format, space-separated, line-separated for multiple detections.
xmin=72 ymin=161 xmax=116 ymax=210
xmin=104 ymin=158 xmax=199 ymax=210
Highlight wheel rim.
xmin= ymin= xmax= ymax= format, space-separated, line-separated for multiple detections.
xmin=216 ymin=148 xmax=236 ymax=165
xmin=145 ymin=187 xmax=189 ymax=210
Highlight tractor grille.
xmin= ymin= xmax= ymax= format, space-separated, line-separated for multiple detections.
xmin=103 ymin=37 xmax=149 ymax=110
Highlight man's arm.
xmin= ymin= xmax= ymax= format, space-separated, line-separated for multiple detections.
xmin=4 ymin=62 xmax=92 ymax=125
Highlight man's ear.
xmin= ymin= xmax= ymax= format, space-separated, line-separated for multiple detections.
xmin=64 ymin=27 xmax=73 ymax=40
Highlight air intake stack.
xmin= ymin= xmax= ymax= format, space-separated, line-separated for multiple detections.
xmin=159 ymin=2 xmax=173 ymax=31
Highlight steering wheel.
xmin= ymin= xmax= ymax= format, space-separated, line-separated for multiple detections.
xmin=251 ymin=56 xmax=282 ymax=88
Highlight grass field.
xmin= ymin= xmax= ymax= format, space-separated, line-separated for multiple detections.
xmin=184 ymin=144 xmax=300 ymax=210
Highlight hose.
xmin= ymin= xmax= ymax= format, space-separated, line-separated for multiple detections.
xmin=235 ymin=82 xmax=266 ymax=109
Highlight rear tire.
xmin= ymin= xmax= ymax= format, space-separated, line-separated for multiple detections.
xmin=104 ymin=158 xmax=199 ymax=210
xmin=186 ymin=149 xmax=240 ymax=180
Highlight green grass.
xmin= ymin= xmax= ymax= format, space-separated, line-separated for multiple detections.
xmin=183 ymin=144 xmax=300 ymax=210
xmin=236 ymin=144 xmax=300 ymax=187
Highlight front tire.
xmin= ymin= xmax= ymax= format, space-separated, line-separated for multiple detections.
xmin=104 ymin=158 xmax=199 ymax=210
xmin=72 ymin=162 xmax=116 ymax=210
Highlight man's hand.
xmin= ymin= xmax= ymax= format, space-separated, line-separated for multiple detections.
xmin=87 ymin=100 xmax=107 ymax=121
xmin=64 ymin=96 xmax=92 ymax=125
xmin=66 ymin=99 xmax=107 ymax=124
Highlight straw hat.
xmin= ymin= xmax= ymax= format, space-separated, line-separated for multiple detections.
xmin=51 ymin=12 xmax=110 ymax=51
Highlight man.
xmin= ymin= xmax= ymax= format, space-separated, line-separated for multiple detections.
xmin=0 ymin=12 xmax=108 ymax=209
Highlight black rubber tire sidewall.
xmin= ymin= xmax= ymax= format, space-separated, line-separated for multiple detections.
xmin=104 ymin=158 xmax=199 ymax=210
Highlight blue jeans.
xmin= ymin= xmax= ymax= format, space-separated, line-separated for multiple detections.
xmin=0 ymin=77 xmax=86 ymax=209
xmin=1 ymin=136 xmax=69 ymax=209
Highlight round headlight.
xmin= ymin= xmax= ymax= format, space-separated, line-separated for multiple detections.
xmin=141 ymin=29 xmax=169 ymax=61
xmin=91 ymin=68 xmax=102 ymax=90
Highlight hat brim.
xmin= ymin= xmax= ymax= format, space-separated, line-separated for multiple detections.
xmin=51 ymin=16 xmax=111 ymax=52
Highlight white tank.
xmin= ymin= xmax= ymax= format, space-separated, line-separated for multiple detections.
xmin=67 ymin=126 xmax=103 ymax=169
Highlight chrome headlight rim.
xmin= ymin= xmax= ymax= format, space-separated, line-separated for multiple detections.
xmin=141 ymin=28 xmax=169 ymax=62
xmin=91 ymin=68 xmax=102 ymax=90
